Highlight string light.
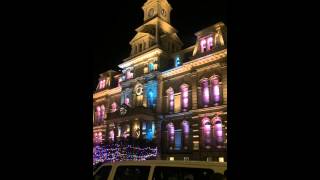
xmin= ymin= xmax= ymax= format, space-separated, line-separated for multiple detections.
xmin=93 ymin=143 xmax=158 ymax=165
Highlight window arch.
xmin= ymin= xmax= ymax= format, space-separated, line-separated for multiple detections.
xmin=201 ymin=117 xmax=212 ymax=149
xmin=166 ymin=87 xmax=174 ymax=113
xmin=210 ymin=75 xmax=222 ymax=106
xmin=180 ymin=84 xmax=189 ymax=112
xmin=207 ymin=36 xmax=213 ymax=50
xmin=200 ymin=78 xmax=210 ymax=107
xmin=212 ymin=115 xmax=224 ymax=148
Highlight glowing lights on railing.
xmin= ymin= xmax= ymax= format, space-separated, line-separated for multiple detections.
xmin=93 ymin=144 xmax=158 ymax=165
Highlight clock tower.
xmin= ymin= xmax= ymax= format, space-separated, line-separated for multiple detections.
xmin=142 ymin=0 xmax=172 ymax=23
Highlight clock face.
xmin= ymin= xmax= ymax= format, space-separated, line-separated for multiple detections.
xmin=161 ymin=9 xmax=166 ymax=16
xmin=148 ymin=8 xmax=154 ymax=17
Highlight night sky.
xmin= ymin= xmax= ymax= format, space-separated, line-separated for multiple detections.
xmin=91 ymin=0 xmax=226 ymax=91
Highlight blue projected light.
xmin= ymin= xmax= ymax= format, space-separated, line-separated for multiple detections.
xmin=175 ymin=56 xmax=181 ymax=67
xmin=149 ymin=63 xmax=154 ymax=71
xmin=146 ymin=122 xmax=155 ymax=141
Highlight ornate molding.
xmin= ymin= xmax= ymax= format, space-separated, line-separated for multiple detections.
xmin=161 ymin=49 xmax=227 ymax=78
xmin=93 ymin=86 xmax=122 ymax=99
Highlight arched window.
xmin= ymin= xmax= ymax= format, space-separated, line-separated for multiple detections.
xmin=100 ymin=105 xmax=105 ymax=119
xmin=200 ymin=39 xmax=207 ymax=52
xmin=210 ymin=75 xmax=222 ymax=106
xmin=166 ymin=87 xmax=174 ymax=113
xmin=180 ymin=84 xmax=189 ymax=112
xmin=166 ymin=122 xmax=175 ymax=150
xmin=207 ymin=36 xmax=213 ymax=50
xmin=109 ymin=130 xmax=114 ymax=142
xmin=182 ymin=120 xmax=190 ymax=150
xmin=125 ymin=97 xmax=130 ymax=106
xmin=200 ymin=78 xmax=210 ymax=107
xmin=212 ymin=115 xmax=224 ymax=148
xmin=96 ymin=106 xmax=101 ymax=121
xmin=99 ymin=79 xmax=106 ymax=89
xmin=202 ymin=117 xmax=212 ymax=149
xmin=111 ymin=102 xmax=117 ymax=113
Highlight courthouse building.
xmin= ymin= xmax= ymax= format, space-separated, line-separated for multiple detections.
xmin=93 ymin=0 xmax=227 ymax=162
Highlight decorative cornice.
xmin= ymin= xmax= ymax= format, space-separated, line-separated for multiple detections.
xmin=93 ymin=86 xmax=122 ymax=99
xmin=161 ymin=49 xmax=227 ymax=78
xmin=119 ymin=48 xmax=163 ymax=69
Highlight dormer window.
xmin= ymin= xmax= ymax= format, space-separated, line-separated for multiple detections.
xmin=200 ymin=35 xmax=214 ymax=53
xmin=175 ymin=56 xmax=181 ymax=67
xmin=200 ymin=39 xmax=207 ymax=52
xmin=99 ymin=79 xmax=106 ymax=89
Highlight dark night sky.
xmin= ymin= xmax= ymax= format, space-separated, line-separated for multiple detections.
xmin=91 ymin=0 xmax=226 ymax=91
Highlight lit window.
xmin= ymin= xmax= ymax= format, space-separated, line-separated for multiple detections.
xmin=100 ymin=105 xmax=105 ymax=119
xmin=96 ymin=106 xmax=101 ymax=120
xmin=210 ymin=75 xmax=222 ymax=106
xmin=182 ymin=120 xmax=190 ymax=150
xmin=175 ymin=56 xmax=181 ymax=67
xmin=109 ymin=130 xmax=114 ymax=142
xmin=213 ymin=115 xmax=224 ymax=146
xmin=200 ymin=39 xmax=207 ymax=52
xmin=207 ymin=36 xmax=213 ymax=50
xmin=144 ymin=66 xmax=149 ymax=74
xmin=200 ymin=78 xmax=210 ymax=107
xmin=125 ymin=97 xmax=130 ymax=106
xmin=111 ymin=102 xmax=117 ymax=113
xmin=219 ymin=157 xmax=224 ymax=162
xmin=202 ymin=117 xmax=212 ymax=149
xmin=149 ymin=63 xmax=154 ymax=71
xmin=169 ymin=157 xmax=174 ymax=161
xmin=153 ymin=63 xmax=158 ymax=71
xmin=167 ymin=122 xmax=175 ymax=150
xmin=180 ymin=84 xmax=189 ymax=112
xmin=99 ymin=79 xmax=106 ymax=89
xmin=166 ymin=87 xmax=174 ymax=113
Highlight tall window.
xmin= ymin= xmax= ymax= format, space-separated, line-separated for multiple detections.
xmin=213 ymin=115 xmax=224 ymax=147
xmin=200 ymin=78 xmax=210 ymax=107
xmin=202 ymin=117 xmax=212 ymax=149
xmin=207 ymin=36 xmax=213 ymax=50
xmin=124 ymin=98 xmax=130 ymax=106
xmin=99 ymin=79 xmax=106 ymax=89
xmin=182 ymin=120 xmax=190 ymax=150
xmin=149 ymin=63 xmax=154 ymax=71
xmin=95 ymin=106 xmax=101 ymax=121
xmin=200 ymin=39 xmax=207 ymax=52
xmin=167 ymin=122 xmax=175 ymax=150
xmin=111 ymin=102 xmax=117 ymax=113
xmin=167 ymin=87 xmax=174 ymax=113
xmin=100 ymin=105 xmax=105 ymax=119
xmin=181 ymin=84 xmax=189 ymax=112
xmin=175 ymin=56 xmax=181 ymax=67
xmin=210 ymin=75 xmax=222 ymax=106
xmin=94 ymin=132 xmax=103 ymax=144
xmin=109 ymin=130 xmax=114 ymax=142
